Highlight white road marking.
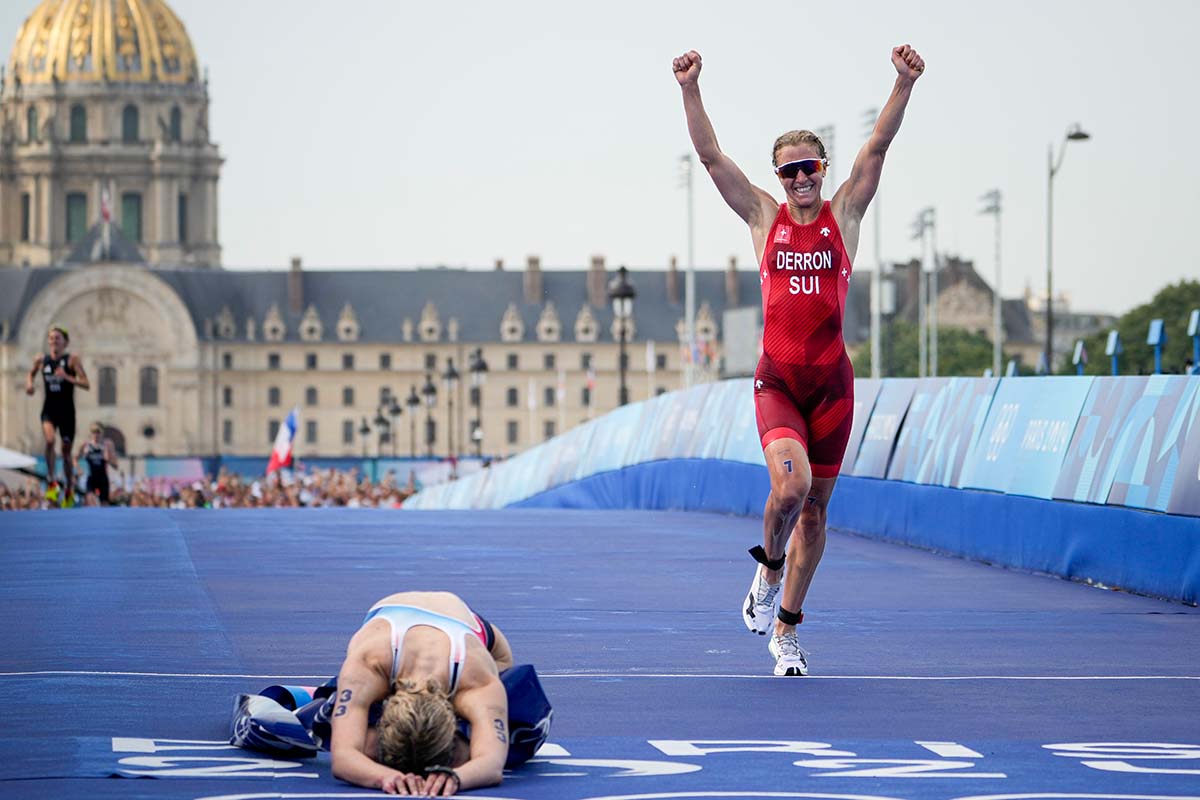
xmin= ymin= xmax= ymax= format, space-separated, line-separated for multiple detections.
xmin=917 ymin=741 xmax=986 ymax=758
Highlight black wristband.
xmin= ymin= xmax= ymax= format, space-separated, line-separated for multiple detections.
xmin=425 ymin=765 xmax=460 ymax=788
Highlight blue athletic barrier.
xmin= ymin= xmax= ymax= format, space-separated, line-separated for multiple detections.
xmin=913 ymin=376 xmax=999 ymax=487
xmin=958 ymin=376 xmax=1094 ymax=498
xmin=844 ymin=377 xmax=882 ymax=470
xmin=1053 ymin=376 xmax=1150 ymax=504
xmin=1105 ymin=375 xmax=1200 ymax=512
xmin=405 ymin=376 xmax=1200 ymax=602
xmin=887 ymin=377 xmax=951 ymax=482
xmin=850 ymin=377 xmax=916 ymax=478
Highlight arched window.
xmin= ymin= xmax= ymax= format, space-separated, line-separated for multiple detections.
xmin=122 ymin=104 xmax=139 ymax=143
xmin=26 ymin=106 xmax=38 ymax=143
xmin=98 ymin=366 xmax=117 ymax=406
xmin=169 ymin=106 xmax=182 ymax=143
xmin=139 ymin=366 xmax=159 ymax=406
xmin=69 ymin=104 xmax=87 ymax=143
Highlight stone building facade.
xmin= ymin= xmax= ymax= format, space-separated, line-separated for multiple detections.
xmin=0 ymin=0 xmax=221 ymax=268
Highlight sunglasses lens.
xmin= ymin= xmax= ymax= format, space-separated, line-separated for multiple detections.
xmin=779 ymin=159 xmax=821 ymax=178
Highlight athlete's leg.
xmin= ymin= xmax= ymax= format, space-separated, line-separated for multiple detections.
xmin=60 ymin=438 xmax=74 ymax=498
xmin=774 ymin=475 xmax=836 ymax=636
xmin=759 ymin=437 xmax=813 ymax=584
xmin=746 ymin=372 xmax=813 ymax=635
xmin=41 ymin=420 xmax=58 ymax=483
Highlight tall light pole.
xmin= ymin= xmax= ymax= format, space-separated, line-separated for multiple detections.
xmin=442 ymin=358 xmax=460 ymax=459
xmin=421 ymin=373 xmax=437 ymax=458
xmin=387 ymin=397 xmax=402 ymax=459
xmin=863 ymin=108 xmax=882 ymax=379
xmin=1047 ymin=123 xmax=1091 ymax=374
xmin=980 ymin=189 xmax=1003 ymax=376
xmin=608 ymin=265 xmax=637 ymax=406
xmin=910 ymin=208 xmax=934 ymax=377
xmin=405 ymin=385 xmax=420 ymax=459
xmin=468 ymin=347 xmax=488 ymax=458
xmin=928 ymin=208 xmax=939 ymax=377
xmin=358 ymin=417 xmax=371 ymax=462
xmin=815 ymin=124 xmax=835 ymax=189
xmin=679 ymin=154 xmax=695 ymax=389
xmin=372 ymin=407 xmax=389 ymax=482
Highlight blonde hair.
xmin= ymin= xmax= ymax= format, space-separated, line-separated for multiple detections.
xmin=771 ymin=130 xmax=827 ymax=166
xmin=377 ymin=679 xmax=457 ymax=774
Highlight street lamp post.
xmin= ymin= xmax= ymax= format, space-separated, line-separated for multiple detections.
xmin=358 ymin=417 xmax=370 ymax=463
xmin=469 ymin=347 xmax=489 ymax=458
xmin=980 ymin=189 xmax=1003 ymax=376
xmin=372 ymin=407 xmax=389 ymax=483
xmin=421 ymin=373 xmax=437 ymax=458
xmin=405 ymin=386 xmax=420 ymax=458
xmin=608 ymin=265 xmax=637 ymax=406
xmin=679 ymin=154 xmax=696 ymax=389
xmin=910 ymin=208 xmax=935 ymax=377
xmin=863 ymin=107 xmax=882 ymax=379
xmin=815 ymin=124 xmax=835 ymax=188
xmin=387 ymin=398 xmax=402 ymax=459
xmin=442 ymin=358 xmax=460 ymax=459
xmin=1046 ymin=123 xmax=1091 ymax=374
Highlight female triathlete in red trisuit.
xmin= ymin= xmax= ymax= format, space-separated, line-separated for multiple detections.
xmin=674 ymin=44 xmax=925 ymax=676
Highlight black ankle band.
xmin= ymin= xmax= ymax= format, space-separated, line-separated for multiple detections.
xmin=748 ymin=545 xmax=786 ymax=571
xmin=777 ymin=606 xmax=803 ymax=625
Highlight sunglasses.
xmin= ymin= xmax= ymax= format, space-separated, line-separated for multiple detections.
xmin=774 ymin=158 xmax=827 ymax=179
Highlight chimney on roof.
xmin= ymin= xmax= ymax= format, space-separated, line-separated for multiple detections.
xmin=666 ymin=255 xmax=680 ymax=304
xmin=587 ymin=255 xmax=606 ymax=308
xmin=524 ymin=255 xmax=543 ymax=303
xmin=494 ymin=258 xmax=504 ymax=271
xmin=725 ymin=255 xmax=739 ymax=306
xmin=288 ymin=256 xmax=303 ymax=315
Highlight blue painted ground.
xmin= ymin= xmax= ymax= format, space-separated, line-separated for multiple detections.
xmin=1 ymin=507 xmax=1199 ymax=800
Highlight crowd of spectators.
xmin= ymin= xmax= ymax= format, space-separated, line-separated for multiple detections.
xmin=0 ymin=467 xmax=418 ymax=511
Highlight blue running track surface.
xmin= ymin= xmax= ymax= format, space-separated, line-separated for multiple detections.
xmin=1 ymin=507 xmax=1199 ymax=800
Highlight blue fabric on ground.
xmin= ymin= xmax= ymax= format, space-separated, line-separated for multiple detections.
xmin=2 ymin=508 xmax=1198 ymax=800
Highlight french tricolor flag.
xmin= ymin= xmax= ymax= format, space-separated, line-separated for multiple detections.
xmin=266 ymin=407 xmax=299 ymax=474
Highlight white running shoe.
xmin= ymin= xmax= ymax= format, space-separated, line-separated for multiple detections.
xmin=768 ymin=631 xmax=809 ymax=676
xmin=742 ymin=565 xmax=782 ymax=635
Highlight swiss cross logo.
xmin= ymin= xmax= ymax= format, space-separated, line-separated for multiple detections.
xmin=774 ymin=227 xmax=790 ymax=244
xmin=760 ymin=268 xmax=768 ymax=284
xmin=842 ymin=268 xmax=849 ymax=279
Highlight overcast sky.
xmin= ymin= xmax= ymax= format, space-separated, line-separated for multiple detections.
xmin=3 ymin=0 xmax=1197 ymax=316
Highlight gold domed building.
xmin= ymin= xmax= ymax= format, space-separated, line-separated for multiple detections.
xmin=0 ymin=0 xmax=221 ymax=267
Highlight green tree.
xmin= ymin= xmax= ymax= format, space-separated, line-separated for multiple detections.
xmin=853 ymin=319 xmax=1030 ymax=377
xmin=1058 ymin=280 xmax=1200 ymax=376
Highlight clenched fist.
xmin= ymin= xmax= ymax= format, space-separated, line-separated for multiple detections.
xmin=892 ymin=44 xmax=925 ymax=81
xmin=672 ymin=50 xmax=702 ymax=86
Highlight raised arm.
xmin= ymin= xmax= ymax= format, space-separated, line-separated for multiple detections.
xmin=834 ymin=45 xmax=924 ymax=229
xmin=674 ymin=50 xmax=775 ymax=229
xmin=329 ymin=659 xmax=424 ymax=795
